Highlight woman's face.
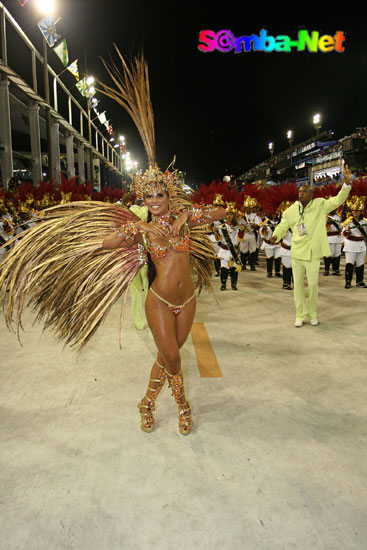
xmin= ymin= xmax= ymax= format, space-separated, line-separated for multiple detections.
xmin=144 ymin=190 xmax=170 ymax=216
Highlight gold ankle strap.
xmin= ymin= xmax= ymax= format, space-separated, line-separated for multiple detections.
xmin=148 ymin=380 xmax=161 ymax=386
xmin=166 ymin=370 xmax=182 ymax=378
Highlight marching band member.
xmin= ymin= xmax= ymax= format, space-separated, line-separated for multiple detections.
xmin=273 ymin=201 xmax=294 ymax=290
xmin=280 ymin=229 xmax=293 ymax=290
xmin=208 ymin=194 xmax=226 ymax=277
xmin=208 ymin=223 xmax=222 ymax=277
xmin=260 ymin=212 xmax=282 ymax=277
xmin=324 ymin=209 xmax=343 ymax=276
xmin=217 ymin=203 xmax=242 ymax=290
xmin=342 ymin=197 xmax=367 ymax=289
xmin=238 ymin=197 xmax=261 ymax=271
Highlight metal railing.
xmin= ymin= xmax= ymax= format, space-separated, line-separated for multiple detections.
xmin=0 ymin=1 xmax=123 ymax=177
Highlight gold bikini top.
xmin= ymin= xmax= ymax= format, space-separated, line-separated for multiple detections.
xmin=141 ymin=215 xmax=190 ymax=258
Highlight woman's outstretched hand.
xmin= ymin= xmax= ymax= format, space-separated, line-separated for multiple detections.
xmin=171 ymin=210 xmax=189 ymax=237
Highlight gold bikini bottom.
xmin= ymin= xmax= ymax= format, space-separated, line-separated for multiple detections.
xmin=149 ymin=287 xmax=196 ymax=316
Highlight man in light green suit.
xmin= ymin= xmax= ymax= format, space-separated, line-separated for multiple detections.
xmin=270 ymin=167 xmax=352 ymax=327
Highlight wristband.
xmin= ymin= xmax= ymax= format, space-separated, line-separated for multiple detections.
xmin=189 ymin=206 xmax=203 ymax=223
xmin=117 ymin=221 xmax=140 ymax=238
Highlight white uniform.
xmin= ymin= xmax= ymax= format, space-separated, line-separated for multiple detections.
xmin=326 ymin=214 xmax=342 ymax=257
xmin=342 ymin=218 xmax=367 ymax=267
xmin=238 ymin=213 xmax=261 ymax=254
xmin=280 ymin=230 xmax=292 ymax=269
xmin=208 ymin=232 xmax=220 ymax=256
xmin=217 ymin=223 xmax=240 ymax=269
xmin=260 ymin=224 xmax=282 ymax=259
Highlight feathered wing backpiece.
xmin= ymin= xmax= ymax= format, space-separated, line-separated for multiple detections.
xmin=99 ymin=46 xmax=156 ymax=166
xmin=0 ymin=203 xmax=146 ymax=350
xmin=189 ymin=227 xmax=216 ymax=292
xmin=0 ymin=49 xmax=214 ymax=352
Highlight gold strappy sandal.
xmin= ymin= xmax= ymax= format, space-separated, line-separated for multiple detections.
xmin=137 ymin=361 xmax=166 ymax=433
xmin=166 ymin=370 xmax=193 ymax=435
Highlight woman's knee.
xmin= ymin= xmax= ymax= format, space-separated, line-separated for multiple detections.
xmin=162 ymin=350 xmax=181 ymax=373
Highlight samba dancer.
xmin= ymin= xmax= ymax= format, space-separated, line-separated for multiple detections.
xmin=0 ymin=51 xmax=225 ymax=437
xmin=103 ymin=169 xmax=226 ymax=434
xmin=98 ymin=50 xmax=228 ymax=434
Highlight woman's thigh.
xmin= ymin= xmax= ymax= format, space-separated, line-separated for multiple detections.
xmin=175 ymin=297 xmax=196 ymax=348
xmin=145 ymin=290 xmax=178 ymax=360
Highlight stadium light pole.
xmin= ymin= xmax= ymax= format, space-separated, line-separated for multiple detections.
xmin=268 ymin=142 xmax=274 ymax=158
xmin=287 ymin=130 xmax=293 ymax=149
xmin=37 ymin=0 xmax=56 ymax=181
xmin=313 ymin=113 xmax=322 ymax=137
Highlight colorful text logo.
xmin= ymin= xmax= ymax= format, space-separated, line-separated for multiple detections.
xmin=198 ymin=29 xmax=346 ymax=53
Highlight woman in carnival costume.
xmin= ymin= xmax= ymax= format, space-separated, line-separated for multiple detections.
xmin=0 ymin=49 xmax=226 ymax=435
xmin=98 ymin=48 xmax=227 ymax=434
xmin=102 ymin=165 xmax=225 ymax=434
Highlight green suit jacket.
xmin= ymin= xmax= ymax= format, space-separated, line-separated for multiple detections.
xmin=273 ymin=184 xmax=351 ymax=260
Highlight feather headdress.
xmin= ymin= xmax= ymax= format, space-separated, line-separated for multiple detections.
xmin=99 ymin=46 xmax=179 ymax=198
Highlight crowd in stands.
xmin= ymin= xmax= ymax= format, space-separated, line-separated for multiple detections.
xmin=240 ymin=127 xmax=367 ymax=184
xmin=314 ymin=172 xmax=342 ymax=185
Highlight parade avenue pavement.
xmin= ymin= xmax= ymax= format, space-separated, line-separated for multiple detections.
xmin=1 ymin=255 xmax=366 ymax=550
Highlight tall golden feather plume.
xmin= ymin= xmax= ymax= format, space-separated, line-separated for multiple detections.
xmin=98 ymin=45 xmax=156 ymax=166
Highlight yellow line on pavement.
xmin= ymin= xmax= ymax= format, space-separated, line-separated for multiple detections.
xmin=191 ymin=322 xmax=222 ymax=378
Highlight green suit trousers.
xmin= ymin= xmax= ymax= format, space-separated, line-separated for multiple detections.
xmin=291 ymin=257 xmax=321 ymax=320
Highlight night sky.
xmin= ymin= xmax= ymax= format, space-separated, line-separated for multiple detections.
xmin=4 ymin=2 xmax=367 ymax=186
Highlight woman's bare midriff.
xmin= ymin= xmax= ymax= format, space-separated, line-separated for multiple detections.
xmin=151 ymin=249 xmax=195 ymax=304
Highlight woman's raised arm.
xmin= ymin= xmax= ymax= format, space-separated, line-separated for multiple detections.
xmin=171 ymin=206 xmax=226 ymax=237
xmin=188 ymin=205 xmax=227 ymax=226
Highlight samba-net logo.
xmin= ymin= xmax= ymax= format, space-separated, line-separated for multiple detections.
xmin=198 ymin=29 xmax=346 ymax=53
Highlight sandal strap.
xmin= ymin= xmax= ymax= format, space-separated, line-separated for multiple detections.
xmin=166 ymin=371 xmax=193 ymax=433
xmin=137 ymin=361 xmax=167 ymax=432
xmin=149 ymin=378 xmax=162 ymax=385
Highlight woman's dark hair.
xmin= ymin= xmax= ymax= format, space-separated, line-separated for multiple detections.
xmin=146 ymin=210 xmax=157 ymax=287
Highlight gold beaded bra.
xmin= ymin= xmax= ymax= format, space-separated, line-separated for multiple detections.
xmin=141 ymin=214 xmax=190 ymax=258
